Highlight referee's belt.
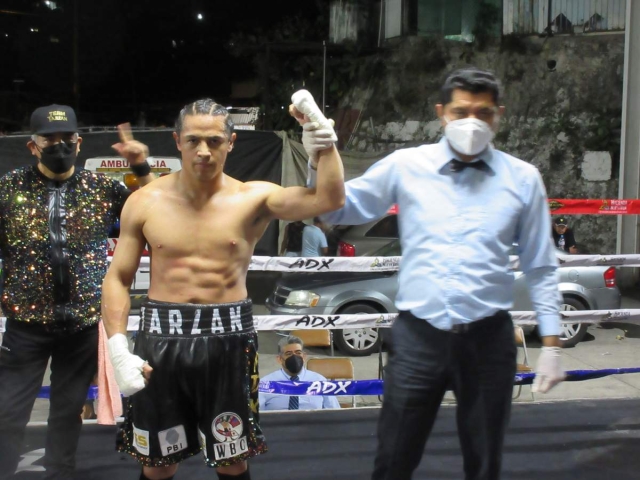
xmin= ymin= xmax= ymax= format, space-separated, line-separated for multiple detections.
xmin=448 ymin=310 xmax=511 ymax=334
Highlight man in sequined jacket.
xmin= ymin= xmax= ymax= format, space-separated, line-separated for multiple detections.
xmin=0 ymin=104 xmax=154 ymax=480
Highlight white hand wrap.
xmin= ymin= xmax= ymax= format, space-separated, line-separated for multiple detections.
xmin=306 ymin=161 xmax=318 ymax=188
xmin=532 ymin=346 xmax=565 ymax=393
xmin=302 ymin=121 xmax=337 ymax=163
xmin=107 ymin=333 xmax=147 ymax=397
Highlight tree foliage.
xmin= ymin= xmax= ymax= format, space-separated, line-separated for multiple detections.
xmin=227 ymin=2 xmax=383 ymax=132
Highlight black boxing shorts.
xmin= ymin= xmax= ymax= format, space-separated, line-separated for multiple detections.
xmin=116 ymin=298 xmax=267 ymax=468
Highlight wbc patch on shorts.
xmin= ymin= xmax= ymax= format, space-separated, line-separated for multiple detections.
xmin=211 ymin=412 xmax=249 ymax=461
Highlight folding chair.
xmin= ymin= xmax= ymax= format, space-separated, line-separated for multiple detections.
xmin=513 ymin=325 xmax=534 ymax=400
xmin=306 ymin=357 xmax=356 ymax=408
xmin=290 ymin=329 xmax=334 ymax=356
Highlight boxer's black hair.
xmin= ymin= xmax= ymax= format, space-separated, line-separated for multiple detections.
xmin=175 ymin=99 xmax=234 ymax=138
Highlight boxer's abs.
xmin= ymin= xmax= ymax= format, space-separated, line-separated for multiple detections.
xmin=147 ymin=254 xmax=251 ymax=304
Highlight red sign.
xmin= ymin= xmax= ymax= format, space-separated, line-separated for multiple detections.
xmin=386 ymin=200 xmax=640 ymax=216
xmin=547 ymin=199 xmax=640 ymax=215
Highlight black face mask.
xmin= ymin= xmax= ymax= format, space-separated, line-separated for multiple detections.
xmin=284 ymin=354 xmax=304 ymax=375
xmin=39 ymin=142 xmax=77 ymax=174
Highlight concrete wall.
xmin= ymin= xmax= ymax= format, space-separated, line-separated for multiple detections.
xmin=617 ymin=1 xmax=640 ymax=286
xmin=342 ymin=33 xmax=625 ymax=256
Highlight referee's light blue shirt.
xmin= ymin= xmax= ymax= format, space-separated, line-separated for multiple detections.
xmin=316 ymin=138 xmax=561 ymax=336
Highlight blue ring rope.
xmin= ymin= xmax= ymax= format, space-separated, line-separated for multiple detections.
xmin=36 ymin=367 xmax=640 ymax=400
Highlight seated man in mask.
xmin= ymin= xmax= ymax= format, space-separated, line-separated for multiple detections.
xmin=259 ymin=335 xmax=340 ymax=411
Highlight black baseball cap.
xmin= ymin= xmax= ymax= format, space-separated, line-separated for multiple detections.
xmin=30 ymin=104 xmax=78 ymax=135
xmin=555 ymin=217 xmax=568 ymax=226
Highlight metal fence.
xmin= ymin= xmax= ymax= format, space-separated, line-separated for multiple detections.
xmin=504 ymin=0 xmax=626 ymax=35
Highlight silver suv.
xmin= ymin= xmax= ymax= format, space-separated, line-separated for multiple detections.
xmin=266 ymin=239 xmax=621 ymax=355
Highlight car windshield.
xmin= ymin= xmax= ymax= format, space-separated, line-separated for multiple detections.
xmin=366 ymin=215 xmax=399 ymax=238
xmin=371 ymin=238 xmax=401 ymax=256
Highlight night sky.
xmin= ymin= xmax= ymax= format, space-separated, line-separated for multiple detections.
xmin=0 ymin=0 xmax=324 ymax=130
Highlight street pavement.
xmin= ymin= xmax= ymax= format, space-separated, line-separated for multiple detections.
xmin=28 ymin=294 xmax=640 ymax=423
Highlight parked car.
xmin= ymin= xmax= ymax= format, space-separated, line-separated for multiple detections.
xmin=266 ymin=239 xmax=621 ymax=355
xmin=327 ymin=210 xmax=398 ymax=257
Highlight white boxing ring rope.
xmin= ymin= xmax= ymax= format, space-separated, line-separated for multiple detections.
xmin=132 ymin=253 xmax=640 ymax=271
xmin=111 ymin=309 xmax=640 ymax=334
xmin=2 ymin=253 xmax=640 ymax=334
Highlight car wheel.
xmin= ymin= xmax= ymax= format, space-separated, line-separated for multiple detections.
xmin=559 ymin=297 xmax=589 ymax=348
xmin=334 ymin=303 xmax=383 ymax=356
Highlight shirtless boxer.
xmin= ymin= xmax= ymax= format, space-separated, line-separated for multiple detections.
xmin=101 ymin=98 xmax=343 ymax=480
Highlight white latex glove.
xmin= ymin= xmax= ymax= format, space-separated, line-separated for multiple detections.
xmin=302 ymin=120 xmax=337 ymax=164
xmin=532 ymin=346 xmax=565 ymax=393
xmin=107 ymin=333 xmax=147 ymax=396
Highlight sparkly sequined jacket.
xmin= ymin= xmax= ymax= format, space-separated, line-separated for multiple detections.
xmin=0 ymin=166 xmax=129 ymax=332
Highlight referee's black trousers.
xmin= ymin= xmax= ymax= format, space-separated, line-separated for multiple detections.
xmin=0 ymin=320 xmax=98 ymax=479
xmin=372 ymin=310 xmax=517 ymax=480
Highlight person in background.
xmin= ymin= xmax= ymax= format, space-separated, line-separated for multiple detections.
xmin=259 ymin=335 xmax=340 ymax=411
xmin=301 ymin=217 xmax=329 ymax=257
xmin=552 ymin=216 xmax=578 ymax=253
xmin=280 ymin=221 xmax=306 ymax=257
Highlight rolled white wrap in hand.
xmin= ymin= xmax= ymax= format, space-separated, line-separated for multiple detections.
xmin=292 ymin=89 xmax=334 ymax=131
xmin=532 ymin=346 xmax=565 ymax=393
xmin=107 ymin=333 xmax=147 ymax=397
xmin=302 ymin=120 xmax=337 ymax=163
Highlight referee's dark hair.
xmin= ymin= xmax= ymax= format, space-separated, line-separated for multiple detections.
xmin=440 ymin=67 xmax=502 ymax=105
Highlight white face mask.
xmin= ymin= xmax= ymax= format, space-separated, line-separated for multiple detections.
xmin=444 ymin=117 xmax=495 ymax=156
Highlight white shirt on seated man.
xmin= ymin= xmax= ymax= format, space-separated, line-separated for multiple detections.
xmin=259 ymin=335 xmax=340 ymax=411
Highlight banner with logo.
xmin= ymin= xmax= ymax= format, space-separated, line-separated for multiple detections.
xmin=256 ymin=368 xmax=640 ymax=397
xmin=390 ymin=200 xmax=640 ymax=216
xmin=548 ymin=199 xmax=640 ymax=215
xmin=38 ymin=367 xmax=640 ymax=400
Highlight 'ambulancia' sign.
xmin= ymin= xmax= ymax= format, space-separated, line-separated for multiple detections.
xmin=84 ymin=156 xmax=181 ymax=173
